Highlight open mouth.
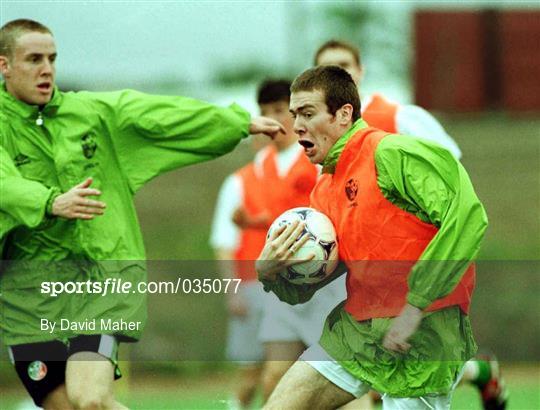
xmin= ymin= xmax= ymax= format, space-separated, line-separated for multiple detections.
xmin=298 ymin=139 xmax=315 ymax=149
xmin=37 ymin=82 xmax=51 ymax=92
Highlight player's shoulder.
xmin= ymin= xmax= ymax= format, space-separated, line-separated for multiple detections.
xmin=377 ymin=133 xmax=433 ymax=155
xmin=62 ymin=88 xmax=145 ymax=109
xmin=364 ymin=93 xmax=401 ymax=109
xmin=377 ymin=133 xmax=457 ymax=167
xmin=368 ymin=93 xmax=436 ymax=121
xmin=377 ymin=133 xmax=412 ymax=153
xmin=56 ymin=88 xmax=105 ymax=113
xmin=371 ymin=93 xmax=399 ymax=103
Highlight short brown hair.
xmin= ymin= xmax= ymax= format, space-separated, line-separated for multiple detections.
xmin=0 ymin=19 xmax=52 ymax=57
xmin=314 ymin=39 xmax=361 ymax=67
xmin=291 ymin=65 xmax=361 ymax=122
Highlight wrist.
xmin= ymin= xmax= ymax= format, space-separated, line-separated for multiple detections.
xmin=404 ymin=303 xmax=423 ymax=316
xmin=406 ymin=292 xmax=431 ymax=311
xmin=46 ymin=187 xmax=62 ymax=217
xmin=256 ymin=263 xmax=278 ymax=282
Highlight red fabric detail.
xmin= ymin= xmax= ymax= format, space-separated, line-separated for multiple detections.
xmin=362 ymin=94 xmax=399 ymax=133
xmin=310 ymin=128 xmax=475 ymax=320
xmin=234 ymin=146 xmax=318 ymax=281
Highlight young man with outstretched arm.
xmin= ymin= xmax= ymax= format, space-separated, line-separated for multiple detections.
xmin=0 ymin=19 xmax=283 ymax=410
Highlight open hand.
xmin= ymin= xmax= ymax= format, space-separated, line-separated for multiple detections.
xmin=249 ymin=116 xmax=286 ymax=139
xmin=255 ymin=220 xmax=314 ymax=282
xmin=52 ymin=177 xmax=106 ymax=220
xmin=382 ymin=303 xmax=423 ymax=353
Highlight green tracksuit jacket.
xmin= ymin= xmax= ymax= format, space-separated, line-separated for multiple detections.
xmin=0 ymin=83 xmax=250 ymax=345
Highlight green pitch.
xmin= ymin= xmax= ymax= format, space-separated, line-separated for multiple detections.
xmin=1 ymin=368 xmax=538 ymax=409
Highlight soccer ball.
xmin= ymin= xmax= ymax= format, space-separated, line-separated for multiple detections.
xmin=267 ymin=207 xmax=339 ymax=285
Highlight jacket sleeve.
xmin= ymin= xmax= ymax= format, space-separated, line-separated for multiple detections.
xmin=260 ymin=263 xmax=347 ymax=305
xmin=83 ymin=90 xmax=251 ymax=193
xmin=375 ymin=135 xmax=488 ymax=310
xmin=0 ymin=145 xmax=57 ymax=233
xmin=396 ymin=105 xmax=462 ymax=160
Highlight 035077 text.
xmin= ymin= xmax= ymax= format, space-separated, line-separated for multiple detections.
xmin=40 ymin=278 xmax=242 ymax=297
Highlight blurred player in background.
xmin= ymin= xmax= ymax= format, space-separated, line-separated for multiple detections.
xmin=210 ymin=133 xmax=269 ymax=409
xmin=257 ymin=65 xmax=488 ymax=410
xmin=315 ymin=39 xmax=507 ymax=410
xmin=211 ymin=79 xmax=324 ymax=408
xmin=315 ymin=39 xmax=461 ymax=159
xmin=0 ymin=18 xmax=283 ymax=410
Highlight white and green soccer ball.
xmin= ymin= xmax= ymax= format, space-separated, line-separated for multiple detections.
xmin=267 ymin=207 xmax=339 ymax=285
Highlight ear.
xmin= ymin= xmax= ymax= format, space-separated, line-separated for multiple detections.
xmin=0 ymin=55 xmax=10 ymax=77
xmin=337 ymin=104 xmax=354 ymax=125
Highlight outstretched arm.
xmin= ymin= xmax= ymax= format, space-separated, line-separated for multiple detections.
xmin=84 ymin=90 xmax=283 ymax=193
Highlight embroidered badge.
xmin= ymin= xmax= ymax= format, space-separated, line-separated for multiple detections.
xmin=14 ymin=153 xmax=31 ymax=167
xmin=345 ymin=178 xmax=358 ymax=202
xmin=27 ymin=361 xmax=47 ymax=381
xmin=81 ymin=134 xmax=97 ymax=159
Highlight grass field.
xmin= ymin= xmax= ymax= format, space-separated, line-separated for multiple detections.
xmin=1 ymin=365 xmax=539 ymax=409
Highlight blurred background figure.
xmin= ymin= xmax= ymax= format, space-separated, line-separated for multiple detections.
xmin=210 ymin=79 xmax=320 ymax=407
xmin=209 ymin=133 xmax=269 ymax=409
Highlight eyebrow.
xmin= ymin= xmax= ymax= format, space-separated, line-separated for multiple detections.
xmin=289 ymin=104 xmax=316 ymax=114
xmin=25 ymin=52 xmax=57 ymax=59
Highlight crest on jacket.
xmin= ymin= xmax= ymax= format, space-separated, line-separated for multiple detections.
xmin=14 ymin=153 xmax=30 ymax=167
xmin=81 ymin=134 xmax=97 ymax=159
xmin=345 ymin=178 xmax=358 ymax=202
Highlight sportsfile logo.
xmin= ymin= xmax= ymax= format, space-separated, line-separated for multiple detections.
xmin=40 ymin=278 xmax=242 ymax=297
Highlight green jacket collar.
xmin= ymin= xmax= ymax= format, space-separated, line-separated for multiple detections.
xmin=322 ymin=119 xmax=368 ymax=174
xmin=1 ymin=81 xmax=62 ymax=120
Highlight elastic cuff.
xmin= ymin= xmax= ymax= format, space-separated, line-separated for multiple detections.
xmin=229 ymin=103 xmax=251 ymax=139
xmin=406 ymin=292 xmax=432 ymax=310
xmin=45 ymin=187 xmax=62 ymax=216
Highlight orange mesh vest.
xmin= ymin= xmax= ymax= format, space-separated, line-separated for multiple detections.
xmin=362 ymin=94 xmax=398 ymax=133
xmin=234 ymin=146 xmax=318 ymax=281
xmin=311 ymin=128 xmax=475 ymax=321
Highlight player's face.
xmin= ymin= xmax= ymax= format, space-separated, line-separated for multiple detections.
xmin=290 ymin=89 xmax=342 ymax=164
xmin=0 ymin=32 xmax=57 ymax=105
xmin=316 ymin=48 xmax=363 ymax=86
xmin=260 ymin=100 xmax=296 ymax=150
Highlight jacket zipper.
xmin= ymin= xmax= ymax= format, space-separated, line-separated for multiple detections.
xmin=36 ymin=111 xmax=44 ymax=126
